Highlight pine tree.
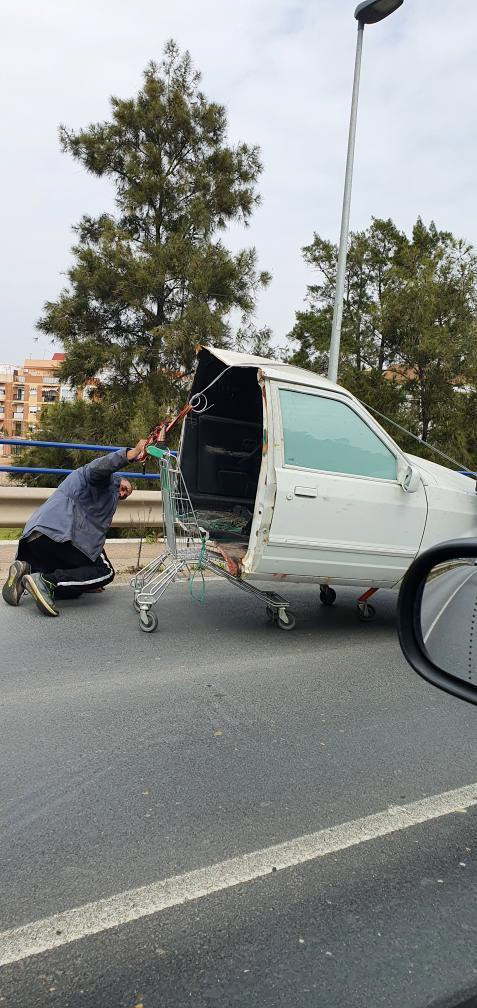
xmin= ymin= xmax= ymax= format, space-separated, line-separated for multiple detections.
xmin=287 ymin=217 xmax=477 ymax=467
xmin=38 ymin=41 xmax=270 ymax=403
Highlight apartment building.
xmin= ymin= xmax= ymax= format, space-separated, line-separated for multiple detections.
xmin=0 ymin=353 xmax=76 ymax=458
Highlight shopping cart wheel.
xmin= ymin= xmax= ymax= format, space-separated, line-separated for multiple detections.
xmin=357 ymin=602 xmax=376 ymax=622
xmin=320 ymin=586 xmax=336 ymax=606
xmin=139 ymin=610 xmax=158 ymax=633
xmin=277 ymin=610 xmax=296 ymax=631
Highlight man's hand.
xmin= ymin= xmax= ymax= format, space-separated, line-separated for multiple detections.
xmin=126 ymin=439 xmax=148 ymax=463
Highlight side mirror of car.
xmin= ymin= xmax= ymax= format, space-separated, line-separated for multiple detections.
xmin=397 ymin=461 xmax=421 ymax=493
xmin=397 ymin=539 xmax=477 ymax=705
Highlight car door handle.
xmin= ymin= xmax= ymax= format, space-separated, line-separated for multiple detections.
xmin=294 ymin=486 xmax=318 ymax=498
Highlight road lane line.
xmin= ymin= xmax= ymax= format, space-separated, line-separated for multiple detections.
xmin=1 ymin=781 xmax=477 ymax=968
xmin=424 ymin=569 xmax=477 ymax=644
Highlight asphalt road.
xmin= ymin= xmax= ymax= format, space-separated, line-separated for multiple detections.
xmin=2 ymin=579 xmax=477 ymax=1007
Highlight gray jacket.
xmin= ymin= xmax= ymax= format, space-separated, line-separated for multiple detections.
xmin=19 ymin=449 xmax=130 ymax=561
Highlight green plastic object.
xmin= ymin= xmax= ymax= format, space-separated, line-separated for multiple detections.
xmin=188 ymin=537 xmax=207 ymax=603
xmin=146 ymin=444 xmax=166 ymax=459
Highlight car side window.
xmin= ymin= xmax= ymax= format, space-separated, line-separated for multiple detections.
xmin=279 ymin=389 xmax=397 ymax=480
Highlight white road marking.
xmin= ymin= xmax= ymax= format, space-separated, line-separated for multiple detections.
xmin=1 ymin=781 xmax=477 ymax=968
xmin=424 ymin=568 xmax=477 ymax=643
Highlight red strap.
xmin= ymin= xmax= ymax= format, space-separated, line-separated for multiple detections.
xmin=139 ymin=402 xmax=195 ymax=460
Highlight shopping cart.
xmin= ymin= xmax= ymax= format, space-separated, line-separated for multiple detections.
xmin=130 ymin=444 xmax=293 ymax=633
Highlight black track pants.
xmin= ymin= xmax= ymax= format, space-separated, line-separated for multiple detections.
xmin=18 ymin=535 xmax=115 ymax=599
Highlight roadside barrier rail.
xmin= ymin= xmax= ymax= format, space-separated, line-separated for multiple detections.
xmin=0 ymin=486 xmax=163 ymax=528
xmin=0 ymin=437 xmax=164 ymax=527
xmin=0 ymin=437 xmax=174 ymax=480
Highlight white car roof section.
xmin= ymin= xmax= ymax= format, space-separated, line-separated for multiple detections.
xmin=201 ymin=346 xmax=351 ymax=397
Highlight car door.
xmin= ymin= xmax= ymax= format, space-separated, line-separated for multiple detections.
xmin=261 ymin=384 xmax=427 ymax=584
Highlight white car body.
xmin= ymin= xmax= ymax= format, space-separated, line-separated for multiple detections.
xmin=180 ymin=347 xmax=477 ymax=590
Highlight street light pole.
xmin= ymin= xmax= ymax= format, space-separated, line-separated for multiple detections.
xmin=327 ymin=20 xmax=364 ymax=384
xmin=327 ymin=0 xmax=404 ymax=384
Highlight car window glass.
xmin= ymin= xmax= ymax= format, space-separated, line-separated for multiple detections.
xmin=279 ymin=389 xmax=397 ymax=479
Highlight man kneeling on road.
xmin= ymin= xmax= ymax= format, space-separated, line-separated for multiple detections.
xmin=2 ymin=440 xmax=147 ymax=617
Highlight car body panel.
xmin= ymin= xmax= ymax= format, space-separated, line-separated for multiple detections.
xmin=187 ymin=349 xmax=477 ymax=588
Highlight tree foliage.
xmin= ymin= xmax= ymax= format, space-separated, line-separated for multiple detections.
xmin=12 ymin=390 xmax=166 ymax=489
xmin=14 ymin=41 xmax=271 ymax=485
xmin=38 ymin=40 xmax=269 ymax=398
xmin=288 ymin=217 xmax=477 ymax=466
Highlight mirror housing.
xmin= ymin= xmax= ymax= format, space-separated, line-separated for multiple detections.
xmin=398 ymin=539 xmax=477 ymax=705
xmin=398 ymin=461 xmax=421 ymax=493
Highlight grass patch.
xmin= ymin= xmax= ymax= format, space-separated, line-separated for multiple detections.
xmin=0 ymin=528 xmax=21 ymax=540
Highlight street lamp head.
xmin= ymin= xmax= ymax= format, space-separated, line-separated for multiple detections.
xmin=354 ymin=0 xmax=403 ymax=25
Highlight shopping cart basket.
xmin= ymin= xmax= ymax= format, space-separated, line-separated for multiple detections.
xmin=130 ymin=444 xmax=293 ymax=633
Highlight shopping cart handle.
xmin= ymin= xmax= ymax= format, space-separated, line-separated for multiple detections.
xmin=146 ymin=444 xmax=168 ymax=459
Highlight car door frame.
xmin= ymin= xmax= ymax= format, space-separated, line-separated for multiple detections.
xmin=264 ymin=379 xmax=427 ymax=582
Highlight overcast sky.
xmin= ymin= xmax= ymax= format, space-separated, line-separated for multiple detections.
xmin=1 ymin=0 xmax=476 ymax=363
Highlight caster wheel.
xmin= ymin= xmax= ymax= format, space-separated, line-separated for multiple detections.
xmin=140 ymin=610 xmax=158 ymax=633
xmin=320 ymin=586 xmax=336 ymax=606
xmin=357 ymin=602 xmax=376 ymax=622
xmin=277 ymin=610 xmax=296 ymax=631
